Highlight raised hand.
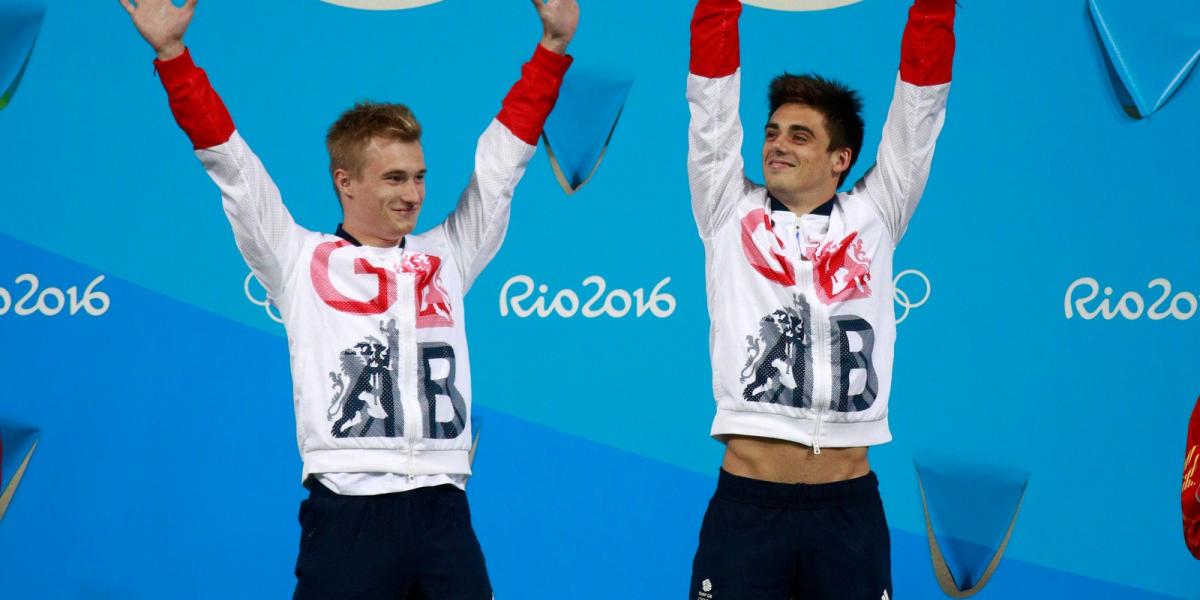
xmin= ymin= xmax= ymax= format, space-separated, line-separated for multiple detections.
xmin=532 ymin=0 xmax=579 ymax=55
xmin=118 ymin=0 xmax=197 ymax=61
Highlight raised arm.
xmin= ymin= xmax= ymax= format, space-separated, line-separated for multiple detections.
xmin=687 ymin=0 xmax=748 ymax=239
xmin=851 ymin=0 xmax=957 ymax=245
xmin=441 ymin=0 xmax=576 ymax=292
xmin=122 ymin=0 xmax=301 ymax=298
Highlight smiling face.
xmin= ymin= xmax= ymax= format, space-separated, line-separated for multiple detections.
xmin=335 ymin=137 xmax=426 ymax=246
xmin=762 ymin=103 xmax=851 ymax=203
xmin=326 ymin=101 xmax=424 ymax=247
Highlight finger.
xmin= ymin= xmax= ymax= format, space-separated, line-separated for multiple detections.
xmin=184 ymin=0 xmax=197 ymax=11
xmin=531 ymin=0 xmax=544 ymax=13
xmin=118 ymin=0 xmax=135 ymax=16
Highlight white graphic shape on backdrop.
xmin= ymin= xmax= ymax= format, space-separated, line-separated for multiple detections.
xmin=0 ymin=274 xmax=109 ymax=317
xmin=1064 ymin=277 xmax=1198 ymax=321
xmin=893 ymin=269 xmax=930 ymax=324
xmin=319 ymin=0 xmax=442 ymax=9
xmin=318 ymin=0 xmax=860 ymax=12
xmin=500 ymin=275 xmax=676 ymax=319
xmin=743 ymin=0 xmax=862 ymax=12
xmin=245 ymin=273 xmax=284 ymax=324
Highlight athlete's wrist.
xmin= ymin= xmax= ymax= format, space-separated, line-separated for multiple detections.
xmin=539 ymin=35 xmax=569 ymax=56
xmin=155 ymin=40 xmax=185 ymax=62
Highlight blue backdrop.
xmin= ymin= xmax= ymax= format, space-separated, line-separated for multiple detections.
xmin=2 ymin=0 xmax=1199 ymax=597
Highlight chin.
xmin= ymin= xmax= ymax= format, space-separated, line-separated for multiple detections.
xmin=393 ymin=221 xmax=417 ymax=238
xmin=764 ymin=179 xmax=789 ymax=197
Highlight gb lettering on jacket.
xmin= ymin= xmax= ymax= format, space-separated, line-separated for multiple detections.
xmin=311 ymin=239 xmax=454 ymax=327
xmin=737 ymin=205 xmax=881 ymax=416
xmin=301 ymin=237 xmax=467 ymax=443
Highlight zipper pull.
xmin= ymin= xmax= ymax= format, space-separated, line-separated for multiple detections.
xmin=813 ymin=439 xmax=822 ymax=455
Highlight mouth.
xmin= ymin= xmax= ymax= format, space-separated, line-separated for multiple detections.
xmin=766 ymin=159 xmax=795 ymax=170
xmin=390 ymin=205 xmax=419 ymax=216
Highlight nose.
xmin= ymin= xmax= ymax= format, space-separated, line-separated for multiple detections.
xmin=400 ymin=180 xmax=422 ymax=204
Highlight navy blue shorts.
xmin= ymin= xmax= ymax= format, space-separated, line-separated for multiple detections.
xmin=690 ymin=469 xmax=891 ymax=600
xmin=293 ymin=480 xmax=492 ymax=600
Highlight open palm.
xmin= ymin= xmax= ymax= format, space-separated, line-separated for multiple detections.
xmin=119 ymin=0 xmax=197 ymax=57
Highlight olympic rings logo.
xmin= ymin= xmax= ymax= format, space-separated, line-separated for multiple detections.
xmin=893 ymin=269 xmax=931 ymax=325
xmin=244 ymin=273 xmax=283 ymax=324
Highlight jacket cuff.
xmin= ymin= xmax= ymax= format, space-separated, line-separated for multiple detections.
xmin=914 ymin=0 xmax=956 ymax=12
xmin=900 ymin=0 xmax=957 ymax=86
xmin=530 ymin=43 xmax=573 ymax=79
xmin=154 ymin=47 xmax=236 ymax=150
xmin=690 ymin=0 xmax=742 ymax=78
xmin=496 ymin=44 xmax=574 ymax=146
xmin=153 ymin=47 xmax=198 ymax=82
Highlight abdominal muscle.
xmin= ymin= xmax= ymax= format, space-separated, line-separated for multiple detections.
xmin=722 ymin=434 xmax=870 ymax=484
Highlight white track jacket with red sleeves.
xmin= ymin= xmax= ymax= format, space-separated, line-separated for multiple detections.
xmin=154 ymin=46 xmax=571 ymax=484
xmin=688 ymin=0 xmax=955 ymax=451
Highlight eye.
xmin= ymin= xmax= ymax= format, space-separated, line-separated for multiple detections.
xmin=415 ymin=174 xmax=426 ymax=183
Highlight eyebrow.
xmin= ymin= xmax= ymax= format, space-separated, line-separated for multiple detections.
xmin=381 ymin=169 xmax=428 ymax=178
xmin=766 ymin=123 xmax=816 ymax=137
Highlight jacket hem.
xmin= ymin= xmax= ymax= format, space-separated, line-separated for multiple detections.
xmin=711 ymin=407 xmax=892 ymax=448
xmin=301 ymin=448 xmax=472 ymax=483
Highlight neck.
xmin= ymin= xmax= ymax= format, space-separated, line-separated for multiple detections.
xmin=342 ymin=222 xmax=403 ymax=248
xmin=770 ymin=183 xmax=838 ymax=217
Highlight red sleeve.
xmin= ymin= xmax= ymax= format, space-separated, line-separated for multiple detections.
xmin=1184 ymin=396 xmax=1200 ymax=558
xmin=690 ymin=0 xmax=741 ymax=79
xmin=900 ymin=0 xmax=957 ymax=87
xmin=496 ymin=44 xmax=573 ymax=146
xmin=153 ymin=48 xmax=236 ymax=150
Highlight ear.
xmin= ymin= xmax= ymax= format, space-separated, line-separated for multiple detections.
xmin=831 ymin=147 xmax=853 ymax=179
xmin=334 ymin=168 xmax=354 ymax=203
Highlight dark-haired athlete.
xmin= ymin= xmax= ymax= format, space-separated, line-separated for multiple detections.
xmin=686 ymin=0 xmax=957 ymax=597
xmin=120 ymin=0 xmax=577 ymax=597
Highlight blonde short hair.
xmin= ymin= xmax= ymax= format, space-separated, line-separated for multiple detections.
xmin=326 ymin=101 xmax=422 ymax=179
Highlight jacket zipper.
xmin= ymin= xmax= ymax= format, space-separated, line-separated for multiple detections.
xmin=397 ymin=249 xmax=420 ymax=483
xmin=793 ymin=222 xmax=828 ymax=454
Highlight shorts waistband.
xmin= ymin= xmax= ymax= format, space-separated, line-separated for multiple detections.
xmin=715 ymin=469 xmax=880 ymax=509
xmin=304 ymin=477 xmax=463 ymax=501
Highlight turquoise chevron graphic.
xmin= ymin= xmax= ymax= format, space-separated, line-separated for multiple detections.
xmin=0 ymin=423 xmax=38 ymax=523
xmin=542 ymin=67 xmax=633 ymax=194
xmin=0 ymin=1 xmax=45 ymax=111
xmin=1089 ymin=0 xmax=1200 ymax=117
xmin=915 ymin=457 xmax=1029 ymax=597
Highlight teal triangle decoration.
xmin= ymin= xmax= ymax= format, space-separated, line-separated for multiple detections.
xmin=0 ymin=1 xmax=46 ymax=111
xmin=914 ymin=456 xmax=1029 ymax=596
xmin=0 ymin=422 xmax=39 ymax=522
xmin=542 ymin=66 xmax=634 ymax=194
xmin=1089 ymin=0 xmax=1200 ymax=118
